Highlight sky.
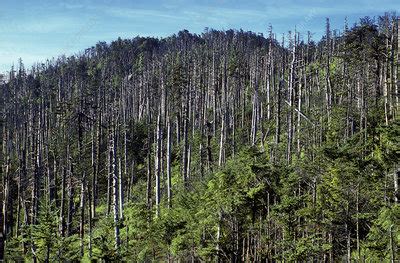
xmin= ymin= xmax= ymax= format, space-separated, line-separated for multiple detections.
xmin=0 ymin=0 xmax=399 ymax=73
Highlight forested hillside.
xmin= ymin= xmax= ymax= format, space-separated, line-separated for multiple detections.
xmin=1 ymin=13 xmax=399 ymax=262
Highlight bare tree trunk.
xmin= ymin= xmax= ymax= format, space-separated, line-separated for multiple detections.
xmin=67 ymin=159 xmax=74 ymax=237
xmin=182 ymin=95 xmax=189 ymax=184
xmin=155 ymin=109 xmax=161 ymax=217
xmin=120 ymin=88 xmax=127 ymax=221
xmin=297 ymin=60 xmax=303 ymax=156
xmin=356 ymin=184 xmax=360 ymax=260
xmin=146 ymin=83 xmax=152 ymax=211
xmin=1 ymin=156 xmax=9 ymax=261
xmin=218 ymin=114 xmax=225 ymax=167
xmin=0 ymin=190 xmax=6 ymax=262
xmin=287 ymin=32 xmax=296 ymax=163
xmin=396 ymin=18 xmax=400 ymax=113
xmin=251 ymin=70 xmax=259 ymax=146
xmin=118 ymin=157 xmax=124 ymax=221
xmin=92 ymin=111 xmax=101 ymax=219
xmin=59 ymin=166 xmax=66 ymax=236
xmin=166 ymin=116 xmax=172 ymax=208
xmin=79 ymin=173 xmax=85 ymax=257
xmin=275 ymin=80 xmax=283 ymax=160
xmin=107 ymin=125 xmax=112 ymax=216
xmin=326 ymin=18 xmax=332 ymax=122
xmin=87 ymin=179 xmax=93 ymax=259
xmin=394 ymin=167 xmax=399 ymax=203
xmin=110 ymin=126 xmax=120 ymax=251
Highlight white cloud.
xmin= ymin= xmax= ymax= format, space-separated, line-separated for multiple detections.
xmin=101 ymin=6 xmax=188 ymax=21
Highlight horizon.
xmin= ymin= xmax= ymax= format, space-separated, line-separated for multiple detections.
xmin=1 ymin=0 xmax=399 ymax=74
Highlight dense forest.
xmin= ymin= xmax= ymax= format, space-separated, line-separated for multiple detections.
xmin=0 ymin=13 xmax=399 ymax=262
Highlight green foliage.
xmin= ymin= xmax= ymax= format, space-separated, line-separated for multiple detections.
xmin=7 ymin=201 xmax=82 ymax=262
xmin=92 ymin=215 xmax=121 ymax=261
xmin=361 ymin=204 xmax=400 ymax=260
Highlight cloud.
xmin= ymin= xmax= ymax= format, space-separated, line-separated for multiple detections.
xmin=100 ymin=6 xmax=188 ymax=21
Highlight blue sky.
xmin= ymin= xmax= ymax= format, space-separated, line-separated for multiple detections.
xmin=0 ymin=0 xmax=399 ymax=73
